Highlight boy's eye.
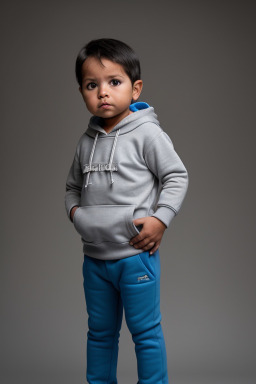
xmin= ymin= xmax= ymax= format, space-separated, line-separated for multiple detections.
xmin=87 ymin=82 xmax=97 ymax=90
xmin=110 ymin=79 xmax=121 ymax=86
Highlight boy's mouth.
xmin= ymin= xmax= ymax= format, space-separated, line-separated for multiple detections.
xmin=99 ymin=103 xmax=112 ymax=109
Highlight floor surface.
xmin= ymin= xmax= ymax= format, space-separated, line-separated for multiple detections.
xmin=1 ymin=373 xmax=256 ymax=384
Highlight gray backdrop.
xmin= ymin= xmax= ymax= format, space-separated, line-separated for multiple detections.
xmin=1 ymin=1 xmax=256 ymax=383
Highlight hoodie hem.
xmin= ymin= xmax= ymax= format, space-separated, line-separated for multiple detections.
xmin=82 ymin=241 xmax=144 ymax=260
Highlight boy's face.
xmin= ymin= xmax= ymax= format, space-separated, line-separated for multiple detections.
xmin=79 ymin=56 xmax=143 ymax=130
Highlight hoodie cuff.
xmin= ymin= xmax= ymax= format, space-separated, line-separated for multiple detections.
xmin=151 ymin=206 xmax=176 ymax=228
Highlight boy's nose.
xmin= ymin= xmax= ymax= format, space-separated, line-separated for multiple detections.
xmin=99 ymin=93 xmax=108 ymax=99
xmin=98 ymin=85 xmax=109 ymax=98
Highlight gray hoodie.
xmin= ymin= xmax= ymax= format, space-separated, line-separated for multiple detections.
xmin=65 ymin=102 xmax=188 ymax=260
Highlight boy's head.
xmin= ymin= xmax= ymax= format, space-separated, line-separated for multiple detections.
xmin=75 ymin=38 xmax=141 ymax=89
xmin=75 ymin=38 xmax=143 ymax=129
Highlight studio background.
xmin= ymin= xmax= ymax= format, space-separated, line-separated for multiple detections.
xmin=1 ymin=1 xmax=255 ymax=384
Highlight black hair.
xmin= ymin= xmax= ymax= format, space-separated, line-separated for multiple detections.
xmin=75 ymin=38 xmax=141 ymax=88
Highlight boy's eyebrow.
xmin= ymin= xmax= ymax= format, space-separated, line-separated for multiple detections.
xmin=83 ymin=77 xmax=96 ymax=82
xmin=106 ymin=74 xmax=125 ymax=79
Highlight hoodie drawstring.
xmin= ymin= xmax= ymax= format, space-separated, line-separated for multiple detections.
xmin=109 ymin=129 xmax=120 ymax=184
xmin=84 ymin=132 xmax=99 ymax=188
xmin=84 ymin=129 xmax=120 ymax=188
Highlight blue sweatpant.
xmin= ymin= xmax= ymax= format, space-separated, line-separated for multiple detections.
xmin=82 ymin=249 xmax=169 ymax=384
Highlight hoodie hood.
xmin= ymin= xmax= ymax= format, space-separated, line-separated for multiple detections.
xmin=83 ymin=102 xmax=160 ymax=188
xmin=86 ymin=102 xmax=159 ymax=138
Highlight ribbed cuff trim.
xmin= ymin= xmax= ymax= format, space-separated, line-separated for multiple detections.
xmin=151 ymin=206 xmax=176 ymax=228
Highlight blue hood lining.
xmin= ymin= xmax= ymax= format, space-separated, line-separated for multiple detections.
xmin=129 ymin=102 xmax=150 ymax=112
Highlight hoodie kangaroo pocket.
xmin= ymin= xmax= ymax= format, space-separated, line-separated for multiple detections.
xmin=73 ymin=204 xmax=140 ymax=244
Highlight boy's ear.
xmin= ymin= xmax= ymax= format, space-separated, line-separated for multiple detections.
xmin=132 ymin=80 xmax=143 ymax=101
xmin=79 ymin=86 xmax=82 ymax=94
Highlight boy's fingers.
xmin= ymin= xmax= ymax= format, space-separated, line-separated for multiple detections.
xmin=149 ymin=242 xmax=160 ymax=254
xmin=129 ymin=233 xmax=145 ymax=245
xmin=135 ymin=242 xmax=155 ymax=251
xmin=132 ymin=238 xmax=155 ymax=250
xmin=144 ymin=242 xmax=155 ymax=251
xmin=130 ymin=235 xmax=152 ymax=247
xmin=130 ymin=226 xmax=157 ymax=244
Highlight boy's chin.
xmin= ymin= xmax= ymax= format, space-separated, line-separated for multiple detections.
xmin=94 ymin=108 xmax=131 ymax=121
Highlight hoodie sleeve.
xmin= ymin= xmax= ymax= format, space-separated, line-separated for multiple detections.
xmin=144 ymin=130 xmax=189 ymax=228
xmin=65 ymin=147 xmax=83 ymax=221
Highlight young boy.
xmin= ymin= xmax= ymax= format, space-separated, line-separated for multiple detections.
xmin=65 ymin=38 xmax=188 ymax=384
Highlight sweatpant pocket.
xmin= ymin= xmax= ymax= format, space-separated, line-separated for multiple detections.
xmin=138 ymin=250 xmax=160 ymax=280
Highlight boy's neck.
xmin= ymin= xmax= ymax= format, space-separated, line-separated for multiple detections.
xmin=102 ymin=110 xmax=133 ymax=134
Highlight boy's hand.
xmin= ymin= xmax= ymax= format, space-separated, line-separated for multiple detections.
xmin=129 ymin=216 xmax=167 ymax=254
xmin=70 ymin=206 xmax=79 ymax=222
